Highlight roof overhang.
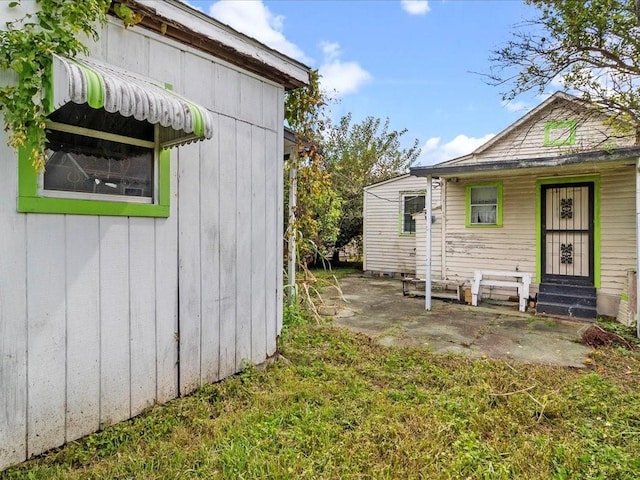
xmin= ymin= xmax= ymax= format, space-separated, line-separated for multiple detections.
xmin=410 ymin=146 xmax=640 ymax=178
xmin=121 ymin=0 xmax=310 ymax=90
xmin=51 ymin=54 xmax=215 ymax=148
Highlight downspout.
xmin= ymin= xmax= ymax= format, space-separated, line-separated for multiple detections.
xmin=288 ymin=158 xmax=297 ymax=305
xmin=636 ymin=158 xmax=640 ymax=338
xmin=425 ymin=175 xmax=433 ymax=311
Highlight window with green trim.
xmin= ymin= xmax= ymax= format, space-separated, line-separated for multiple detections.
xmin=544 ymin=120 xmax=576 ymax=146
xmin=401 ymin=193 xmax=425 ymax=234
xmin=18 ymin=104 xmax=170 ymax=217
xmin=466 ymin=183 xmax=502 ymax=227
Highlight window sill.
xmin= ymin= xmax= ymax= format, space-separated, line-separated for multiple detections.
xmin=18 ymin=196 xmax=169 ymax=218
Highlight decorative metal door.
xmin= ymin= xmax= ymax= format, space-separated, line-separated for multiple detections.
xmin=541 ymin=183 xmax=594 ymax=284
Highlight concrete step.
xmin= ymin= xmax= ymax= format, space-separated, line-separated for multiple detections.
xmin=536 ymin=301 xmax=597 ymax=319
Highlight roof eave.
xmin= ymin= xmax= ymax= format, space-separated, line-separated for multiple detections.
xmin=410 ymin=146 xmax=640 ymax=177
xmin=119 ymin=0 xmax=310 ymax=90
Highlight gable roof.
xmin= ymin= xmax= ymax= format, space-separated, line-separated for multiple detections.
xmin=438 ymin=92 xmax=586 ymax=167
xmin=411 ymin=91 xmax=638 ymax=178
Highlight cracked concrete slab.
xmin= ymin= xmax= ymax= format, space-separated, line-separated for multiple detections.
xmin=324 ymin=274 xmax=594 ymax=368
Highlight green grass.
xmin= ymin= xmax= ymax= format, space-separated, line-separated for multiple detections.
xmin=3 ymin=323 xmax=640 ymax=479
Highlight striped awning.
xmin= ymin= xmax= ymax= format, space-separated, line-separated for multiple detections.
xmin=50 ymin=54 xmax=214 ymax=148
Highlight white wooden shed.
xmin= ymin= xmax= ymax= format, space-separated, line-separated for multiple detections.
xmin=363 ymin=174 xmax=442 ymax=277
xmin=0 ymin=0 xmax=309 ymax=470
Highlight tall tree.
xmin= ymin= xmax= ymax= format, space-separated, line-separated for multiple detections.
xmin=487 ymin=0 xmax=640 ymax=141
xmin=284 ymin=70 xmax=341 ymax=265
xmin=324 ymin=114 xmax=420 ymax=258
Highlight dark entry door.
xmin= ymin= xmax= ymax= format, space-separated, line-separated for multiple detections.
xmin=541 ymin=183 xmax=594 ymax=284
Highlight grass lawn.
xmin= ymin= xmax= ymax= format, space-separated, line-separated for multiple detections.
xmin=3 ymin=311 xmax=640 ymax=478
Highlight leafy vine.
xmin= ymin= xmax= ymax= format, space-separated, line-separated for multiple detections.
xmin=0 ymin=0 xmax=110 ymax=171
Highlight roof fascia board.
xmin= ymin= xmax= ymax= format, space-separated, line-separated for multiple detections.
xmin=472 ymin=91 xmax=580 ymax=156
xmin=124 ymin=0 xmax=310 ymax=89
xmin=364 ymin=173 xmax=412 ymax=190
xmin=410 ymin=146 xmax=640 ymax=177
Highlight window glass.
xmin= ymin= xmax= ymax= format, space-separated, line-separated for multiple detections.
xmin=470 ymin=185 xmax=497 ymax=225
xmin=43 ymin=127 xmax=153 ymax=199
xmin=403 ymin=194 xmax=425 ymax=233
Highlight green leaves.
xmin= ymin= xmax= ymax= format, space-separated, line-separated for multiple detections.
xmin=490 ymin=0 xmax=640 ymax=142
xmin=0 ymin=0 xmax=110 ymax=170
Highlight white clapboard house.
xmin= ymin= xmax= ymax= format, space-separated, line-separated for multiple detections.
xmin=410 ymin=92 xmax=640 ymax=322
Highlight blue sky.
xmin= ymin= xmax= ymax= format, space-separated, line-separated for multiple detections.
xmin=185 ymin=0 xmax=546 ymax=165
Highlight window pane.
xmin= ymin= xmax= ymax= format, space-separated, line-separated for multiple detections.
xmin=44 ymin=128 xmax=153 ymax=198
xmin=470 ymin=186 xmax=497 ymax=204
xmin=404 ymin=214 xmax=416 ymax=233
xmin=471 ymin=205 xmax=497 ymax=224
xmin=404 ymin=195 xmax=425 ymax=214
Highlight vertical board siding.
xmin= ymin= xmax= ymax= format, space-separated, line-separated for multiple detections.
xmin=26 ymin=214 xmax=66 ymax=457
xmin=129 ymin=219 xmax=157 ymax=416
xmin=99 ymin=217 xmax=131 ymax=426
xmin=264 ymin=129 xmax=279 ymax=354
xmin=0 ymin=139 xmax=27 ymax=470
xmin=200 ymin=118 xmax=222 ymax=385
xmin=177 ymin=142 xmax=202 ymax=395
xmin=149 ymin=46 xmax=180 ymax=406
xmin=235 ymin=121 xmax=253 ymax=370
xmin=363 ymin=176 xmax=441 ymax=275
xmin=65 ymin=215 xmax=100 ymax=442
xmin=251 ymin=126 xmax=268 ymax=363
xmin=1 ymin=18 xmax=288 ymax=469
xmin=218 ymin=115 xmax=238 ymax=379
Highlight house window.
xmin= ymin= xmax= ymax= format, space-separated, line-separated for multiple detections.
xmin=18 ymin=104 xmax=170 ymax=217
xmin=401 ymin=193 xmax=425 ymax=234
xmin=544 ymin=120 xmax=576 ymax=146
xmin=466 ymin=182 xmax=502 ymax=227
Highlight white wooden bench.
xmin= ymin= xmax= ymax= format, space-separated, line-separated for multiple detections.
xmin=471 ymin=270 xmax=531 ymax=312
xmin=402 ymin=277 xmax=463 ymax=301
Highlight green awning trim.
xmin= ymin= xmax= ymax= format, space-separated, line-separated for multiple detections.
xmin=51 ymin=54 xmax=214 ymax=148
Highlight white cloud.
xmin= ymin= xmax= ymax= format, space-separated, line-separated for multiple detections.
xmin=417 ymin=133 xmax=495 ymax=165
xmin=318 ymin=41 xmax=372 ymax=97
xmin=401 ymin=0 xmax=430 ymax=15
xmin=208 ymin=0 xmax=309 ymax=62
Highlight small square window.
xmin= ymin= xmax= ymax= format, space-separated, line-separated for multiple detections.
xmin=466 ymin=183 xmax=502 ymax=227
xmin=544 ymin=120 xmax=576 ymax=146
xmin=401 ymin=193 xmax=425 ymax=234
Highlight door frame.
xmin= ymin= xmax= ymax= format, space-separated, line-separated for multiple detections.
xmin=535 ymin=175 xmax=601 ymax=288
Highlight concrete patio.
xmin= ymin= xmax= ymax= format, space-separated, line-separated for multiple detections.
xmin=320 ymin=274 xmax=594 ymax=368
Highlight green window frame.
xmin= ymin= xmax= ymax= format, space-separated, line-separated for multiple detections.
xmin=465 ymin=182 xmax=503 ymax=228
xmin=544 ymin=120 xmax=577 ymax=146
xmin=400 ymin=192 xmax=425 ymax=235
xmin=18 ymin=124 xmax=170 ymax=218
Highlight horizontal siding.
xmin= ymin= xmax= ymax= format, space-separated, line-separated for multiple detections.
xmin=441 ymin=165 xmax=636 ymax=306
xmin=600 ymin=166 xmax=636 ymax=297
xmin=456 ymin=102 xmax=634 ymax=165
xmin=363 ymin=176 xmax=441 ymax=274
xmin=414 ymin=211 xmax=442 ymax=279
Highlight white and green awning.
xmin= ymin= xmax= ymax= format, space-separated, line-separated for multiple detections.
xmin=50 ymin=54 xmax=214 ymax=148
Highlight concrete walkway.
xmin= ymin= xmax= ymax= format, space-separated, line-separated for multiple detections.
xmin=321 ymin=275 xmax=594 ymax=368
